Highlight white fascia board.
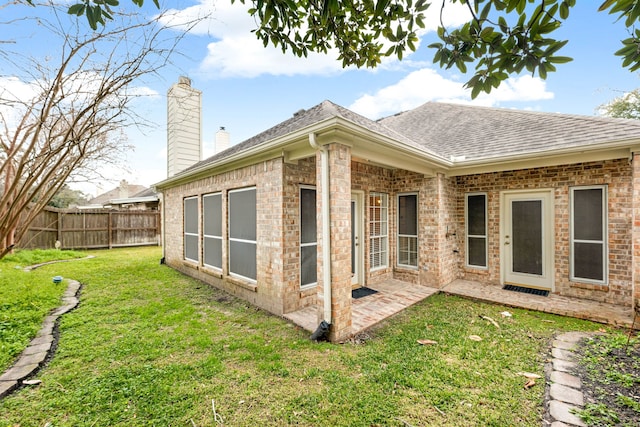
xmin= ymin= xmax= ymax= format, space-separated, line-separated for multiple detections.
xmin=108 ymin=196 xmax=159 ymax=204
xmin=446 ymin=140 xmax=640 ymax=177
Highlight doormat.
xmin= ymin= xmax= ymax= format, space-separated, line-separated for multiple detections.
xmin=352 ymin=287 xmax=379 ymax=299
xmin=503 ymin=284 xmax=549 ymax=297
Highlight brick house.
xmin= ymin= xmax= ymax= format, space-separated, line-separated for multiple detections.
xmin=155 ymin=79 xmax=640 ymax=342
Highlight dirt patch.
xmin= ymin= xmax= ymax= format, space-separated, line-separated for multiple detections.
xmin=573 ymin=332 xmax=640 ymax=426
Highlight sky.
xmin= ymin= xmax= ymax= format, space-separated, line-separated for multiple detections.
xmin=2 ymin=1 xmax=640 ymax=197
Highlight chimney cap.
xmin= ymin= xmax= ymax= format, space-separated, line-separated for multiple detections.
xmin=219 ymin=126 xmax=226 ymax=131
xmin=178 ymin=76 xmax=191 ymax=86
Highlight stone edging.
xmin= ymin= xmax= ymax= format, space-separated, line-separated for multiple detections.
xmin=23 ymin=255 xmax=95 ymax=272
xmin=0 ymin=279 xmax=81 ymax=399
xmin=544 ymin=331 xmax=594 ymax=427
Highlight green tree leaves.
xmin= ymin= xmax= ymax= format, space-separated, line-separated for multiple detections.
xmin=63 ymin=0 xmax=640 ymax=98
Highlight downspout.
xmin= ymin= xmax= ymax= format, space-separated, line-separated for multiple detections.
xmin=309 ymin=133 xmax=332 ymax=337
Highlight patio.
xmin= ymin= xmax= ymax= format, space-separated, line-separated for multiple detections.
xmin=283 ymin=279 xmax=439 ymax=335
xmin=284 ymin=278 xmax=637 ymax=338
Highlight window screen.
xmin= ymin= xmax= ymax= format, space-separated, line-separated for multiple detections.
xmin=369 ymin=192 xmax=388 ymax=270
xmin=203 ymin=193 xmax=222 ymax=269
xmin=466 ymin=193 xmax=487 ymax=268
xmin=398 ymin=194 xmax=418 ymax=267
xmin=571 ymin=186 xmax=607 ymax=283
xmin=184 ymin=197 xmax=199 ymax=262
xmin=228 ymin=188 xmax=257 ymax=281
xmin=300 ymin=187 xmax=317 ymax=287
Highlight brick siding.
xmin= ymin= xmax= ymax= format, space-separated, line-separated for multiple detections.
xmin=456 ymin=159 xmax=633 ymax=308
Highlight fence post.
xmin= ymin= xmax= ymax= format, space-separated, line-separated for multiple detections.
xmin=57 ymin=210 xmax=62 ymax=245
xmin=108 ymin=211 xmax=112 ymax=249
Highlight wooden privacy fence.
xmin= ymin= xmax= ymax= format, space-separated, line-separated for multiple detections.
xmin=18 ymin=207 xmax=161 ymax=250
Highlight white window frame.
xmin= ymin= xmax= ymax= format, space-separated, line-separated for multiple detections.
xmin=228 ymin=187 xmax=257 ymax=283
xmin=369 ymin=192 xmax=388 ymax=271
xmin=183 ymin=196 xmax=199 ymax=263
xmin=397 ymin=193 xmax=418 ymax=268
xmin=203 ymin=192 xmax=223 ymax=271
xmin=300 ymin=186 xmax=317 ymax=289
xmin=465 ymin=192 xmax=488 ymax=269
xmin=570 ymin=185 xmax=608 ymax=284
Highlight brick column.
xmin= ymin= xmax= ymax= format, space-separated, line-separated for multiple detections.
xmin=316 ymin=143 xmax=352 ymax=342
xmin=632 ymin=152 xmax=640 ymax=312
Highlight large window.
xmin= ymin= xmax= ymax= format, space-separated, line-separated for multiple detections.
xmin=228 ymin=187 xmax=257 ymax=282
xmin=300 ymin=187 xmax=317 ymax=287
xmin=397 ymin=193 xmax=418 ymax=267
xmin=203 ymin=193 xmax=222 ymax=270
xmin=466 ymin=193 xmax=488 ymax=268
xmin=369 ymin=192 xmax=388 ymax=270
xmin=184 ymin=196 xmax=199 ymax=262
xmin=570 ymin=186 xmax=607 ymax=283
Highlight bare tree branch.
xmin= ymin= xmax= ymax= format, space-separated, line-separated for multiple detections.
xmin=0 ymin=2 xmax=205 ymax=257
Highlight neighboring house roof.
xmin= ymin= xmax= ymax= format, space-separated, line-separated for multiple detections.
xmin=89 ymin=183 xmax=147 ymax=206
xmin=157 ymin=100 xmax=640 ymax=188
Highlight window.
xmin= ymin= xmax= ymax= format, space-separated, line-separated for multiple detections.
xmin=398 ymin=193 xmax=418 ymax=267
xmin=300 ymin=187 xmax=317 ymax=287
xmin=369 ymin=192 xmax=388 ymax=270
xmin=203 ymin=193 xmax=222 ymax=270
xmin=466 ymin=193 xmax=487 ymax=268
xmin=228 ymin=187 xmax=257 ymax=281
xmin=570 ymin=186 xmax=607 ymax=283
xmin=183 ymin=196 xmax=199 ymax=262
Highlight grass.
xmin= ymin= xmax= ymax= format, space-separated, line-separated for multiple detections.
xmin=0 ymin=247 xmax=609 ymax=426
xmin=0 ymin=249 xmax=85 ymax=371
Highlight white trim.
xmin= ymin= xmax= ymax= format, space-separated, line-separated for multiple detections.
xmin=397 ymin=193 xmax=419 ymax=269
xmin=300 ymin=185 xmax=318 ymax=288
xmin=465 ymin=192 xmax=488 ymax=269
xmin=369 ymin=192 xmax=389 ymax=271
xmin=351 ymin=191 xmax=365 ymax=286
xmin=202 ymin=192 xmax=223 ymax=271
xmin=569 ymin=185 xmax=608 ymax=285
xmin=228 ymin=187 xmax=257 ymax=283
xmin=501 ymin=189 xmax=554 ymax=290
xmin=183 ymin=196 xmax=199 ymax=263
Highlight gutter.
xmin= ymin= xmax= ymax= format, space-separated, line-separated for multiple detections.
xmin=309 ymin=132 xmax=332 ymax=339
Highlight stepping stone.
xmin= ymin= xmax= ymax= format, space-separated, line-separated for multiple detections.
xmin=0 ymin=380 xmax=17 ymax=398
xmin=36 ymin=315 xmax=58 ymax=337
xmin=0 ymin=364 xmax=39 ymax=382
xmin=550 ymin=371 xmax=582 ymax=389
xmin=14 ymin=352 xmax=47 ymax=368
xmin=553 ymin=358 xmax=577 ymax=373
xmin=550 ymin=383 xmax=584 ymax=406
xmin=549 ymin=401 xmax=586 ymax=427
xmin=552 ymin=347 xmax=576 ymax=362
xmin=30 ymin=335 xmax=53 ymax=346
xmin=553 ymin=340 xmax=577 ymax=351
xmin=556 ymin=332 xmax=592 ymax=343
xmin=23 ymin=342 xmax=51 ymax=355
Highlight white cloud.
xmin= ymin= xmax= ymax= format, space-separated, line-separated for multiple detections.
xmin=349 ymin=70 xmax=554 ymax=118
xmin=161 ymin=0 xmax=472 ymax=78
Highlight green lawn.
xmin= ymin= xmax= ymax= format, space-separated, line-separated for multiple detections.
xmin=0 ymin=247 xmax=606 ymax=426
xmin=0 ymin=249 xmax=85 ymax=371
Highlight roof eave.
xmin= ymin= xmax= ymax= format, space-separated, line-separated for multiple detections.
xmin=446 ymin=139 xmax=640 ymax=176
xmin=155 ymin=117 xmax=453 ymax=189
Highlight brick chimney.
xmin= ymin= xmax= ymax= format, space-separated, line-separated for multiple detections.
xmin=167 ymin=76 xmax=202 ymax=177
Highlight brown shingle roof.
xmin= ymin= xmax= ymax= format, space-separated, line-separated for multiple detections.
xmin=173 ymin=100 xmax=435 ymax=178
xmin=378 ymin=102 xmax=640 ymax=161
xmin=166 ymin=100 xmax=640 ymax=182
